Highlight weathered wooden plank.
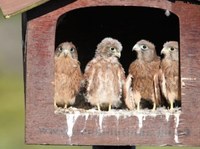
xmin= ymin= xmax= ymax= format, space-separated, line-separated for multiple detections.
xmin=0 ymin=0 xmax=199 ymax=17
xmin=0 ymin=0 xmax=49 ymax=17
xmin=172 ymin=1 xmax=200 ymax=146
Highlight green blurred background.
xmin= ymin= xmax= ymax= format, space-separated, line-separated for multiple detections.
xmin=0 ymin=11 xmax=199 ymax=149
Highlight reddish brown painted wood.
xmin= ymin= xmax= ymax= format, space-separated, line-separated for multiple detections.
xmin=172 ymin=1 xmax=200 ymax=146
xmin=24 ymin=0 xmax=200 ymax=146
xmin=0 ymin=0 xmax=199 ymax=17
xmin=0 ymin=0 xmax=48 ymax=17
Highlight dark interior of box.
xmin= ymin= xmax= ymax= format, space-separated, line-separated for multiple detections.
xmin=55 ymin=6 xmax=179 ymax=74
xmin=55 ymin=6 xmax=181 ymax=109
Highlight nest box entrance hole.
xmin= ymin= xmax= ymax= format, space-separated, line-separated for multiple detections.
xmin=55 ymin=6 xmax=181 ymax=110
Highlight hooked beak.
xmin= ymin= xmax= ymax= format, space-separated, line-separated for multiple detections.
xmin=160 ymin=47 xmax=169 ymax=59
xmin=115 ymin=51 xmax=121 ymax=58
xmin=63 ymin=49 xmax=69 ymax=57
xmin=132 ymin=44 xmax=140 ymax=51
xmin=161 ymin=47 xmax=169 ymax=55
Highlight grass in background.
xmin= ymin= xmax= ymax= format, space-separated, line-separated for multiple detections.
xmin=0 ymin=74 xmax=90 ymax=149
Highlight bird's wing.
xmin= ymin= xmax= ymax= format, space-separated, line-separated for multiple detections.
xmin=83 ymin=59 xmax=97 ymax=94
xmin=153 ymin=70 xmax=161 ymax=106
xmin=117 ymin=63 xmax=126 ymax=94
xmin=124 ymin=74 xmax=135 ymax=110
xmin=158 ymin=69 xmax=167 ymax=99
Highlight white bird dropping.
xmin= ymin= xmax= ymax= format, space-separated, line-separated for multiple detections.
xmin=81 ymin=113 xmax=89 ymax=133
xmin=136 ymin=113 xmax=145 ymax=134
xmin=165 ymin=111 xmax=171 ymax=122
xmin=66 ymin=112 xmax=80 ymax=140
xmin=165 ymin=10 xmax=171 ymax=17
xmin=174 ymin=112 xmax=180 ymax=143
xmin=99 ymin=113 xmax=104 ymax=133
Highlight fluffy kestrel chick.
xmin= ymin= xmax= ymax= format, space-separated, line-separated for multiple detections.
xmin=125 ymin=40 xmax=161 ymax=111
xmin=54 ymin=42 xmax=82 ymax=109
xmin=84 ymin=37 xmax=125 ymax=111
xmin=159 ymin=41 xmax=180 ymax=110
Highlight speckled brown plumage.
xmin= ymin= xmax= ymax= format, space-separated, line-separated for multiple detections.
xmin=159 ymin=41 xmax=180 ymax=110
xmin=84 ymin=37 xmax=125 ymax=111
xmin=125 ymin=40 xmax=160 ymax=110
xmin=54 ymin=42 xmax=83 ymax=109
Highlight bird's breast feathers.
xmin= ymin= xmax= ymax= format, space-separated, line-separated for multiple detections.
xmin=161 ymin=60 xmax=178 ymax=77
xmin=85 ymin=57 xmax=124 ymax=103
xmin=55 ymin=56 xmax=80 ymax=74
xmin=129 ymin=59 xmax=160 ymax=78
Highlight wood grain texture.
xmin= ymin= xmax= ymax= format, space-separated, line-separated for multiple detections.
xmin=0 ymin=0 xmax=48 ymax=17
xmin=24 ymin=0 xmax=200 ymax=146
xmin=172 ymin=1 xmax=200 ymax=146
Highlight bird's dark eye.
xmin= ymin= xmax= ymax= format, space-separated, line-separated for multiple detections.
xmin=58 ymin=46 xmax=63 ymax=52
xmin=110 ymin=47 xmax=115 ymax=51
xmin=170 ymin=47 xmax=175 ymax=51
xmin=70 ymin=47 xmax=75 ymax=52
xmin=141 ymin=45 xmax=147 ymax=50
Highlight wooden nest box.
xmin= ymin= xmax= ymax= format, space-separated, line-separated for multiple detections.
xmin=1 ymin=0 xmax=200 ymax=146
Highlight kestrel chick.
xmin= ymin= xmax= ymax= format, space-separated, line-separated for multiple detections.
xmin=54 ymin=42 xmax=82 ymax=109
xmin=84 ymin=37 xmax=125 ymax=111
xmin=159 ymin=41 xmax=180 ymax=110
xmin=125 ymin=40 xmax=161 ymax=111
